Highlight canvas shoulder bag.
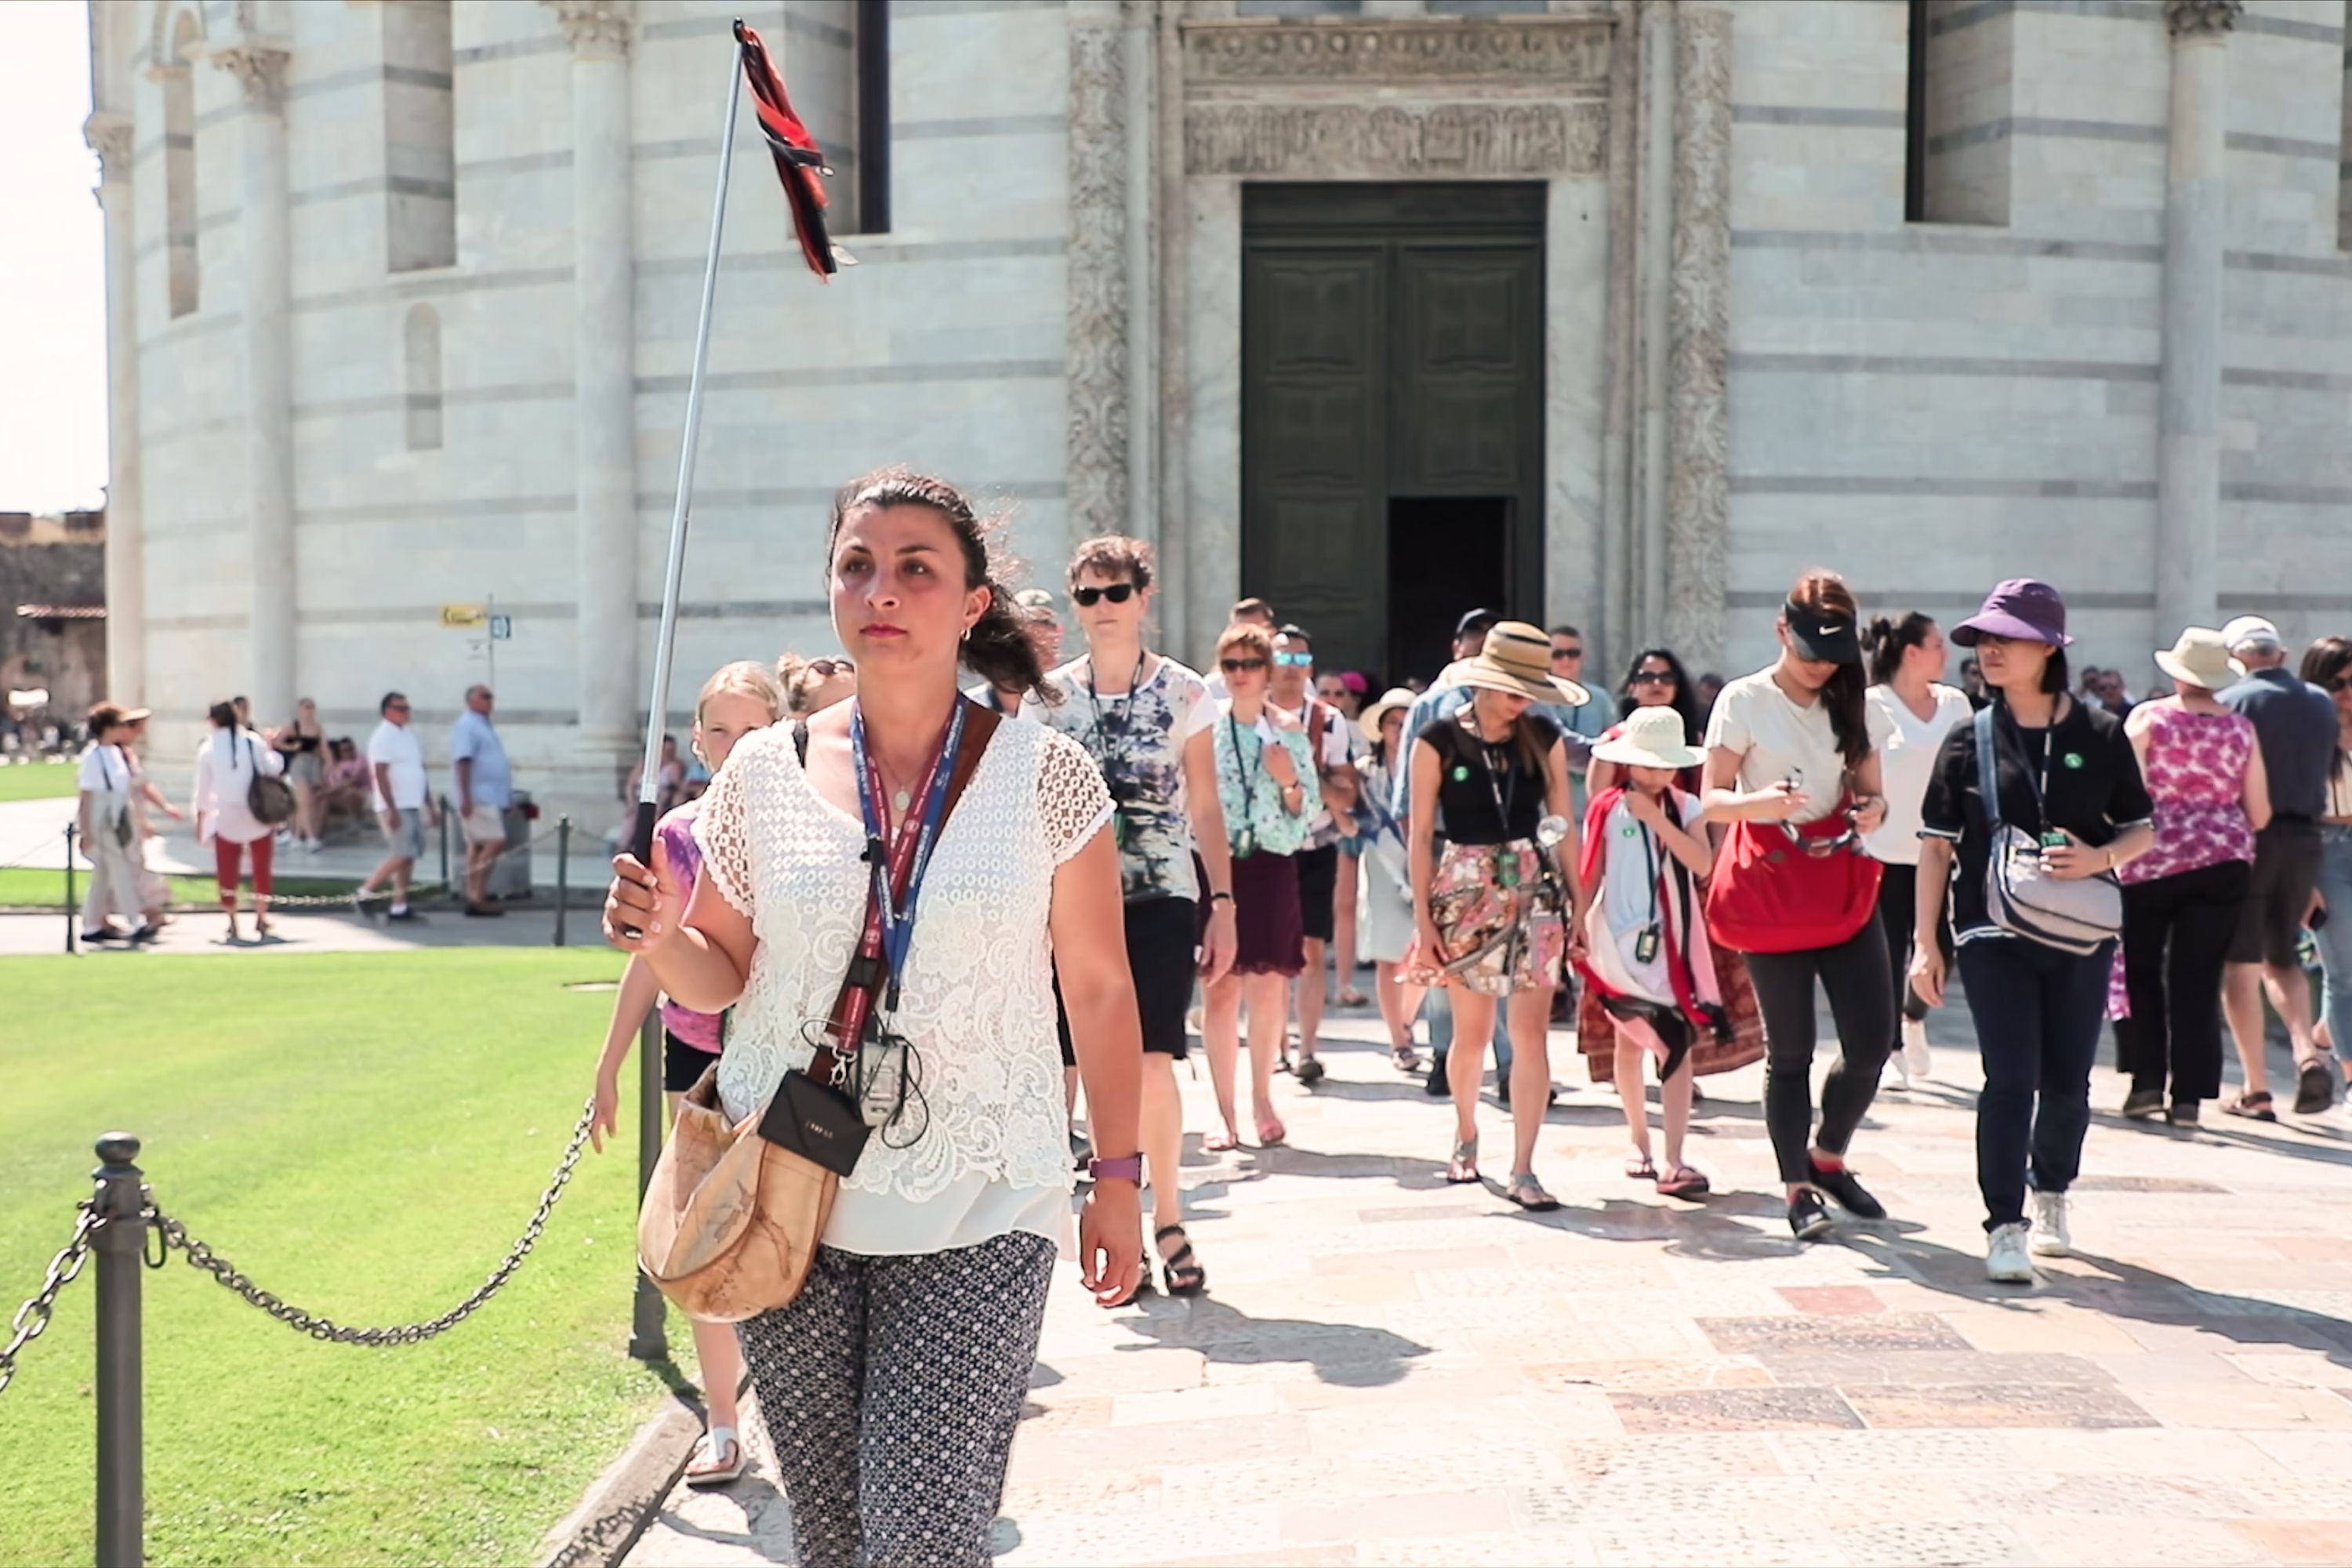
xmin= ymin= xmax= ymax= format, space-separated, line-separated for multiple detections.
xmin=637 ymin=702 xmax=1001 ymax=1322
xmin=1973 ymin=704 xmax=2121 ymax=956
xmin=244 ymin=735 xmax=297 ymax=826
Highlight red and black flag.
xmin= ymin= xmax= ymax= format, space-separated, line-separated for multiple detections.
xmin=733 ymin=18 xmax=845 ymax=280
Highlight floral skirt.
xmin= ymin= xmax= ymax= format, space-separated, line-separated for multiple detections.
xmin=1403 ymin=840 xmax=1564 ymax=997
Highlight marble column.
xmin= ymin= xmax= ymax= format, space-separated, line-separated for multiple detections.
xmin=2156 ymin=0 xmax=2238 ymax=637
xmin=1066 ymin=0 xmax=1130 ymax=551
xmin=1122 ymin=0 xmax=1157 ymax=550
xmin=1665 ymin=2 xmax=1731 ymax=672
xmin=85 ymin=112 xmax=145 ymax=708
xmin=213 ymin=40 xmax=296 ymax=723
xmin=550 ymin=1 xmax=637 ymax=753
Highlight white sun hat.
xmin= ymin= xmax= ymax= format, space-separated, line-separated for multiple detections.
xmin=1590 ymin=705 xmax=1704 ymax=771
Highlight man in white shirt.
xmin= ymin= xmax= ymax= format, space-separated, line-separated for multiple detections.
xmin=1268 ymin=625 xmax=1359 ymax=1077
xmin=358 ymin=691 xmax=437 ymax=921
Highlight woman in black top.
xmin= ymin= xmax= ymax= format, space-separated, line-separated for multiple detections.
xmin=1403 ymin=622 xmax=1590 ymax=1210
xmin=1914 ymin=580 xmax=2153 ymax=1285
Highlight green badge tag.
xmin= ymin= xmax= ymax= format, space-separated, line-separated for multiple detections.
xmin=2063 ymin=752 xmax=2084 ymax=769
xmin=1451 ymin=765 xmax=1471 ymax=782
xmin=1621 ymin=825 xmax=1638 ymax=839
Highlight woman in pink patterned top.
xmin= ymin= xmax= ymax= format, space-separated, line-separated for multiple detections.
xmin=589 ymin=660 xmax=784 ymax=1488
xmin=2111 ymin=629 xmax=2271 ymax=1123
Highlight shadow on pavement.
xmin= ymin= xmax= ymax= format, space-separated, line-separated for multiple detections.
xmin=1109 ymin=1295 xmax=1432 ymax=1388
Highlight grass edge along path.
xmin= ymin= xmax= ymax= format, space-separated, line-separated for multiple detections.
xmin=0 ymin=762 xmax=81 ymax=803
xmin=0 ymin=949 xmax=691 ymax=1568
xmin=0 ymin=868 xmax=359 ymax=912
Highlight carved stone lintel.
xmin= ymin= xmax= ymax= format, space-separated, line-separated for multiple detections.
xmin=1181 ymin=17 xmax=1610 ymax=89
xmin=1067 ymin=18 xmax=1130 ymax=543
xmin=1664 ymin=5 xmax=1730 ymax=670
xmin=1185 ymin=101 xmax=1605 ymax=178
xmin=2165 ymin=0 xmax=2242 ymax=39
xmin=212 ymin=43 xmax=292 ymax=111
xmin=546 ymin=0 xmax=633 ymax=58
xmin=85 ymin=113 xmax=135 ymax=183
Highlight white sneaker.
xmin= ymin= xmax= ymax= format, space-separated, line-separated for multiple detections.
xmin=1886 ymin=1049 xmax=1911 ymax=1091
xmin=2029 ymin=1190 xmax=2071 ymax=1257
xmin=1987 ymin=1222 xmax=2036 ymax=1283
xmin=1901 ymin=1017 xmax=1933 ymax=1081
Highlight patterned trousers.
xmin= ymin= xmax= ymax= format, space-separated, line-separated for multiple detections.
xmin=736 ymin=1230 xmax=1056 ymax=1568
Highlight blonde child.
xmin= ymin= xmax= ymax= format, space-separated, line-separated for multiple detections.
xmin=589 ymin=660 xmax=783 ymax=1486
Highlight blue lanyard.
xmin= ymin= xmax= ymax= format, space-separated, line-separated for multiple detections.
xmin=848 ymin=698 xmax=967 ymax=1010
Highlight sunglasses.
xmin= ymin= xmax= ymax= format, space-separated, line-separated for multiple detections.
xmin=1631 ymin=670 xmax=1675 ymax=686
xmin=1073 ymin=583 xmax=1136 ymax=607
xmin=387 ymin=702 xmax=412 ymax=712
xmin=1272 ymin=651 xmax=1312 ymax=668
xmin=2328 ymin=676 xmax=2352 ymax=693
xmin=806 ymin=657 xmax=854 ymax=678
xmin=1552 ymin=646 xmax=1583 ymax=660
xmin=1221 ymin=658 xmax=1268 ymax=674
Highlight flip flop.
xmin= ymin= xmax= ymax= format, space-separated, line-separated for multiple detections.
xmin=1445 ymin=1138 xmax=1479 ymax=1185
xmin=2223 ymin=1091 xmax=2277 ymax=1123
xmin=1391 ymin=1044 xmax=1422 ymax=1073
xmin=684 ymin=1427 xmax=746 ymax=1489
xmin=1254 ymin=1117 xmax=1287 ymax=1147
xmin=1505 ymin=1173 xmax=1562 ymax=1212
xmin=1624 ymin=1152 xmax=1657 ymax=1181
xmin=1203 ymin=1129 xmax=1240 ymax=1153
xmin=1655 ymin=1165 xmax=1712 ymax=1200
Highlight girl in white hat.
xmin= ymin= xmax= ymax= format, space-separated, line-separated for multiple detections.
xmin=1353 ymin=688 xmax=1427 ymax=1071
xmin=1576 ymin=706 xmax=1724 ymax=1198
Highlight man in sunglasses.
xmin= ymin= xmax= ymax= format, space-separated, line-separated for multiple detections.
xmin=1267 ymin=626 xmax=1359 ymax=1080
xmin=1546 ymin=626 xmax=1610 ymax=791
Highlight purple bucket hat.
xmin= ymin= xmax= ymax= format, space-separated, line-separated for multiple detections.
xmin=1951 ymin=579 xmax=2073 ymax=648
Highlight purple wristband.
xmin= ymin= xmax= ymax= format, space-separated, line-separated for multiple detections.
xmin=1087 ymin=1154 xmax=1143 ymax=1184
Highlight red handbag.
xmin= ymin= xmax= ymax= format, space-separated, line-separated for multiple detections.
xmin=1703 ymin=800 xmax=1883 ymax=955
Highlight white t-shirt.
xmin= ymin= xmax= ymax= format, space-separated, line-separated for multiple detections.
xmin=1862 ymin=682 xmax=1973 ymax=865
xmin=1702 ymin=668 xmax=1892 ymax=826
xmin=77 ymin=742 xmax=130 ymax=796
xmin=1595 ymin=789 xmax=1709 ymax=1004
xmin=366 ymin=720 xmax=428 ymax=810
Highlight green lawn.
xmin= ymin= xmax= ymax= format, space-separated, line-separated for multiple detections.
xmin=0 ymin=869 xmax=360 ymax=911
xmin=0 ymin=761 xmax=82 ymax=802
xmin=0 ymin=950 xmax=694 ymax=1568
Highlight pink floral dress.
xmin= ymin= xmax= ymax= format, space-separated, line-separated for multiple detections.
xmin=2107 ymin=705 xmax=2256 ymax=1016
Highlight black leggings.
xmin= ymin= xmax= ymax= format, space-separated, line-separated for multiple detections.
xmin=1744 ymin=919 xmax=1896 ymax=1184
xmin=1875 ymin=862 xmax=1954 ymax=1033
xmin=2116 ymin=859 xmax=2249 ymax=1103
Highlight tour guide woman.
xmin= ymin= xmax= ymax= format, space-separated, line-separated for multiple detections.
xmin=605 ymin=469 xmax=1144 ymax=1567
xmin=1701 ymin=571 xmax=1895 ymax=1241
xmin=1403 ymin=621 xmax=1591 ymax=1211
xmin=1912 ymin=579 xmax=2152 ymax=1283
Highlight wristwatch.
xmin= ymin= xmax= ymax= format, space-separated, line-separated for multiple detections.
xmin=1087 ymin=1154 xmax=1143 ymax=1183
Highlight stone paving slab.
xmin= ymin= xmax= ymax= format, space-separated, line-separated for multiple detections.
xmin=623 ymin=1001 xmax=2352 ymax=1566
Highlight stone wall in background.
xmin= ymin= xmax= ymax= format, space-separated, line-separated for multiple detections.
xmin=0 ymin=514 xmax=109 ymax=725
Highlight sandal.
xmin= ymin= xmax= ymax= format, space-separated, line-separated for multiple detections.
xmin=1655 ymin=1164 xmax=1711 ymax=1200
xmin=1338 ymin=989 xmax=1367 ymax=1007
xmin=684 ymin=1426 xmax=746 ymax=1488
xmin=1294 ymin=1056 xmax=1327 ymax=1087
xmin=2223 ymin=1091 xmax=2278 ymax=1123
xmin=1391 ymin=1044 xmax=1422 ymax=1073
xmin=1624 ymin=1152 xmax=1657 ymax=1181
xmin=1445 ymin=1138 xmax=1479 ymax=1185
xmin=1505 ymin=1172 xmax=1562 ymax=1212
xmin=1155 ymin=1224 xmax=1207 ymax=1296
xmin=1254 ymin=1116 xmax=1287 ymax=1147
xmin=1203 ymin=1128 xmax=1240 ymax=1153
xmin=253 ymin=915 xmax=273 ymax=938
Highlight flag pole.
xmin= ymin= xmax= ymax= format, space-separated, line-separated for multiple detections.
xmin=626 ymin=36 xmax=746 ymax=892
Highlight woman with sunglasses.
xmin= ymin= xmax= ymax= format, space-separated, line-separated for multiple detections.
xmin=1203 ymin=622 xmax=1316 ymax=1150
xmin=1403 ymin=622 xmax=1590 ymax=1210
xmin=1025 ymin=539 xmax=1237 ymax=1294
xmin=778 ymin=652 xmax=858 ymax=719
xmin=2302 ymin=636 xmax=2352 ymax=1105
xmin=1701 ymin=571 xmax=1895 ymax=1240
xmin=1912 ymin=580 xmax=2153 ymax=1281
xmin=1585 ymin=647 xmax=1704 ymax=798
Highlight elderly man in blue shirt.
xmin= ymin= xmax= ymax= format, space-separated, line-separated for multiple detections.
xmin=449 ymin=684 xmax=514 ymax=916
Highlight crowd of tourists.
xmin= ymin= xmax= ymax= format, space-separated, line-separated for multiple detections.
xmin=70 ymin=683 xmax=527 ymax=942
xmin=587 ymin=469 xmax=2349 ymax=1560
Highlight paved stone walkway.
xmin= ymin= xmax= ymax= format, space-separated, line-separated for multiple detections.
xmin=622 ymin=1000 xmax=2352 ymax=1567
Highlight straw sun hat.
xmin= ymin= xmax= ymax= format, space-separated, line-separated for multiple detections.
xmin=1357 ymin=686 xmax=1418 ymax=746
xmin=1592 ymin=706 xmax=1704 ymax=772
xmin=2153 ymin=626 xmax=2238 ymax=691
xmin=1451 ymin=622 xmax=1591 ymax=708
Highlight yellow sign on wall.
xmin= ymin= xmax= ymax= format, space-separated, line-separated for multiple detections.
xmin=440 ymin=604 xmax=487 ymax=628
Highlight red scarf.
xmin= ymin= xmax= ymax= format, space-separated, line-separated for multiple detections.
xmin=1573 ymin=785 xmax=1716 ymax=1033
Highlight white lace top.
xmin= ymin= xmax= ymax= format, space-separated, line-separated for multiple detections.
xmin=692 ymin=715 xmax=1114 ymax=1257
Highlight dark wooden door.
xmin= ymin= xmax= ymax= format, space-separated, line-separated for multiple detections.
xmin=1241 ymin=184 xmax=1544 ymax=685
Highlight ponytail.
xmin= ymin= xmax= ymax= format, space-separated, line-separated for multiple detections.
xmin=1862 ymin=611 xmax=1936 ymax=687
xmin=962 ymin=580 xmax=1048 ymax=697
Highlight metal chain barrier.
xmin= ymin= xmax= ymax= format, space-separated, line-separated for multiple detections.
xmin=0 ymin=1203 xmax=100 ymax=1396
xmin=145 ymin=1094 xmax=599 ymax=1346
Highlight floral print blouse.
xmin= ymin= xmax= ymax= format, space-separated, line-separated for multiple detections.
xmin=1213 ymin=702 xmax=1316 ymax=860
